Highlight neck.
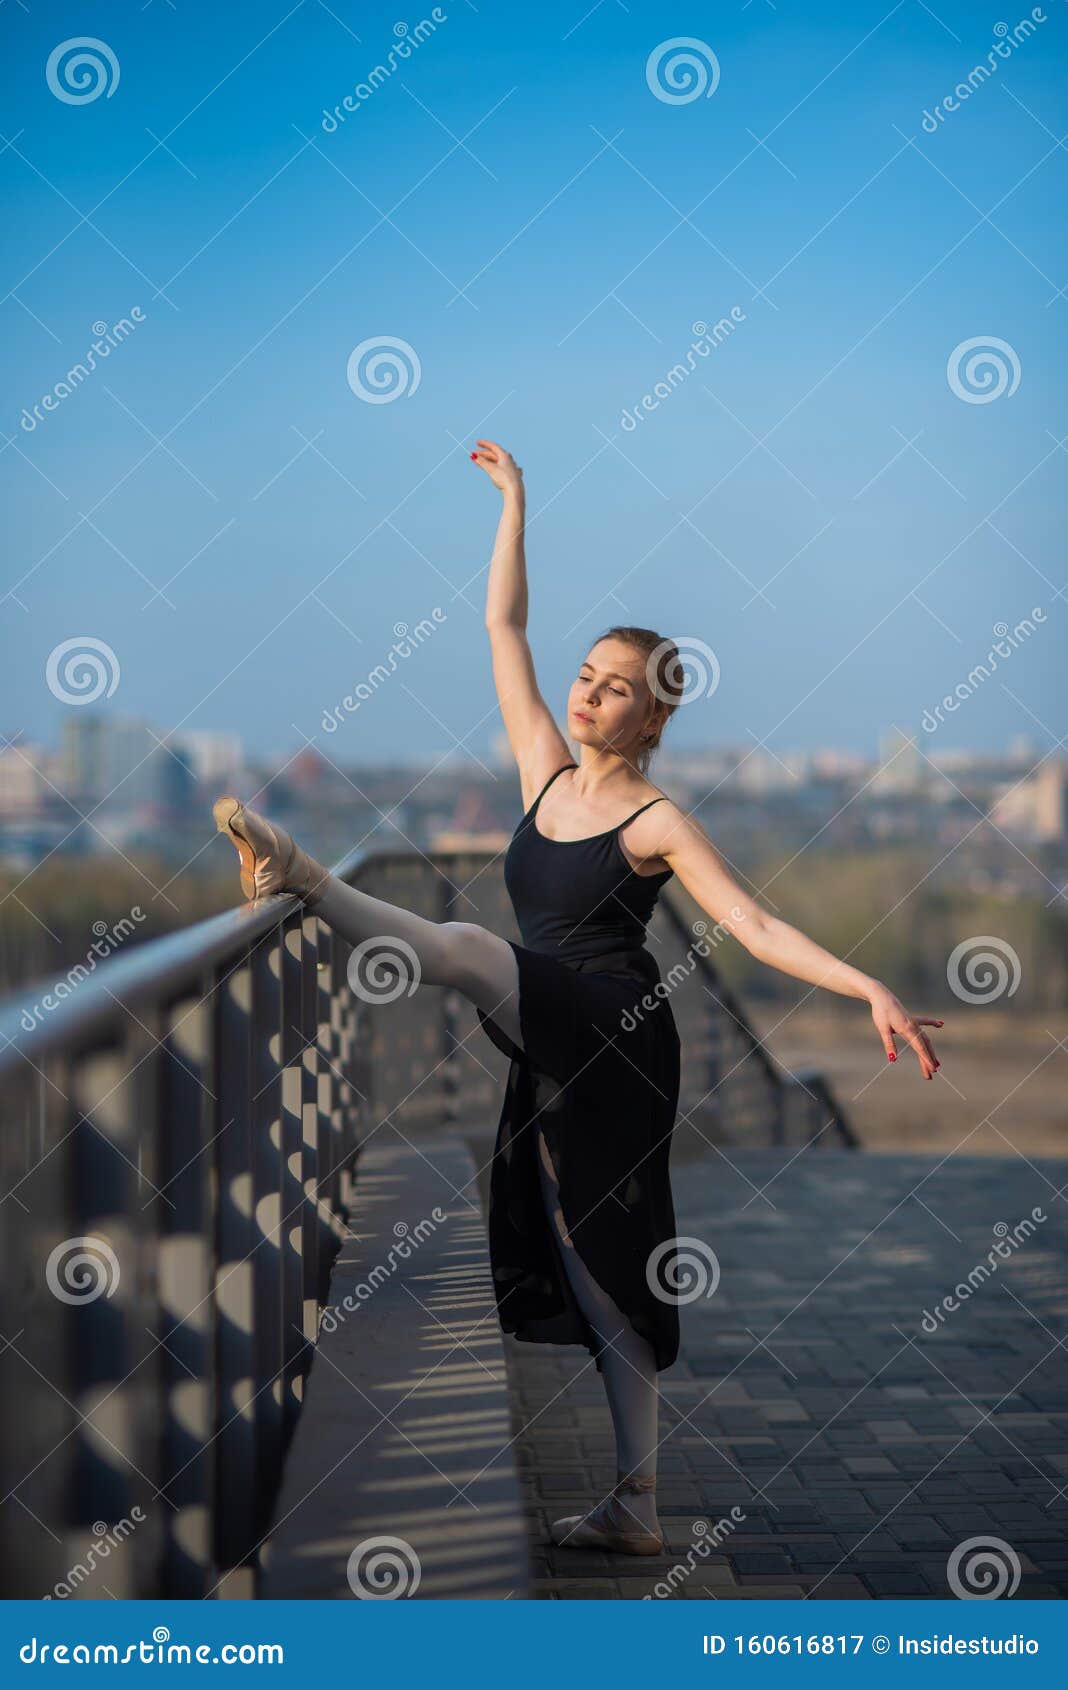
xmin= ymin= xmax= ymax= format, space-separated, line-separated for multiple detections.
xmin=570 ymin=743 xmax=644 ymax=794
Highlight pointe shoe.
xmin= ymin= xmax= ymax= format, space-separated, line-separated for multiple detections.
xmin=213 ymin=796 xmax=330 ymax=907
xmin=549 ymin=1470 xmax=664 ymax=1556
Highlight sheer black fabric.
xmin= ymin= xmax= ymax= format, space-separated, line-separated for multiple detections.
xmin=476 ymin=764 xmax=682 ymax=1373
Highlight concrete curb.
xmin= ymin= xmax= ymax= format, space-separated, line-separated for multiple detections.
xmin=261 ymin=1131 xmax=532 ymax=1599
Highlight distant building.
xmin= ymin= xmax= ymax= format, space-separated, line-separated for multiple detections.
xmin=871 ymin=728 xmax=929 ymax=795
xmin=61 ymin=713 xmax=196 ymax=813
xmin=990 ymin=757 xmax=1068 ymax=843
xmin=172 ymin=730 xmax=246 ymax=788
xmin=0 ymin=739 xmax=47 ymax=816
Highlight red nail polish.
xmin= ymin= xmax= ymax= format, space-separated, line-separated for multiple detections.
xmin=888 ymin=1052 xmax=896 ymax=1062
xmin=470 ymin=451 xmax=478 ymax=459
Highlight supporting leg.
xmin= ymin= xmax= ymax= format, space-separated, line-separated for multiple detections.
xmin=535 ymin=1125 xmax=661 ymax=1533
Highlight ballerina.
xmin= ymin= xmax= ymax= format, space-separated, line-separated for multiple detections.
xmin=213 ymin=438 xmax=943 ymax=1558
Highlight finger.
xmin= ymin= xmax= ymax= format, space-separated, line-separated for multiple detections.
xmin=904 ymin=1028 xmax=938 ymax=1077
xmin=903 ymin=1022 xmax=938 ymax=1064
xmin=917 ymin=1031 xmax=940 ymax=1069
xmin=475 ymin=439 xmax=502 ymax=456
xmin=915 ymin=1017 xmax=945 ymax=1028
xmin=881 ymin=1028 xmax=898 ymax=1063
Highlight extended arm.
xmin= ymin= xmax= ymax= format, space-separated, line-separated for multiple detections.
xmin=473 ymin=440 xmax=571 ymax=794
xmin=652 ymin=806 xmax=943 ymax=1080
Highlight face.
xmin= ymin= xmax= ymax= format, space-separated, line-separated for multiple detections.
xmin=567 ymin=639 xmax=660 ymax=758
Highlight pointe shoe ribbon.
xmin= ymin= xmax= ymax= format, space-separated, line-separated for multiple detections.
xmin=213 ymin=796 xmax=329 ymax=907
xmin=549 ymin=1471 xmax=664 ymax=1556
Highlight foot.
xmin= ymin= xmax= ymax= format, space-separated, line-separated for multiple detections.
xmin=213 ymin=796 xmax=330 ymax=906
xmin=549 ymin=1471 xmax=663 ymax=1556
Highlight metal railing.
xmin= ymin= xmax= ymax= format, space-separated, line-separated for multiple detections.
xmin=0 ymin=845 xmax=855 ymax=1599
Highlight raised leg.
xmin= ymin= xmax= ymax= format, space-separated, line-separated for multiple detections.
xmin=311 ymin=875 xmax=526 ymax=1051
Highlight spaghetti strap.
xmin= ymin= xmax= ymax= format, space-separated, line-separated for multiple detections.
xmin=530 ymin=763 xmax=578 ymax=814
xmin=616 ymin=795 xmax=667 ymax=830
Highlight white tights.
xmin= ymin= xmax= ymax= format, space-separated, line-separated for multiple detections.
xmin=309 ymin=873 xmax=661 ymax=1508
xmin=535 ymin=1125 xmax=660 ymax=1506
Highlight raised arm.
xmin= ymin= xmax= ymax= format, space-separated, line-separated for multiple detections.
xmin=472 ymin=439 xmax=571 ymax=802
xmin=639 ymin=803 xmax=945 ymax=1082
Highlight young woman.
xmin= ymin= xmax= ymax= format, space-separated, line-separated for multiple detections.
xmin=213 ymin=439 xmax=943 ymax=1559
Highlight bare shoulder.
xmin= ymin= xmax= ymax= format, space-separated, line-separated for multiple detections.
xmin=627 ymin=795 xmax=703 ymax=864
xmin=617 ymin=790 xmax=690 ymax=872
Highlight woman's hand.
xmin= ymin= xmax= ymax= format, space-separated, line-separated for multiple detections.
xmin=868 ymin=984 xmax=944 ymax=1079
xmin=471 ymin=438 xmax=524 ymax=496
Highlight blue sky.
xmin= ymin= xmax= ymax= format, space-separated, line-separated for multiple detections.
xmin=3 ymin=0 xmax=1066 ymax=766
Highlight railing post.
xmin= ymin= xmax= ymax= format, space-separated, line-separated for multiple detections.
xmin=331 ymin=931 xmax=357 ymax=1214
xmin=0 ymin=1061 xmax=72 ymax=1599
xmin=313 ymin=916 xmax=342 ymax=1300
xmin=249 ymin=932 xmax=284 ymax=1546
xmin=158 ymin=991 xmax=214 ymax=1596
xmin=65 ymin=1043 xmax=140 ymax=1597
xmin=212 ymin=953 xmax=256 ymax=1596
xmin=279 ymin=914 xmax=307 ymax=1444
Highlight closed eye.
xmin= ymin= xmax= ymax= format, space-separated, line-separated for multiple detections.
xmin=579 ymin=671 xmax=627 ymax=696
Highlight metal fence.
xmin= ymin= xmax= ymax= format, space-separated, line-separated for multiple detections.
xmin=0 ymin=846 xmax=854 ymax=1599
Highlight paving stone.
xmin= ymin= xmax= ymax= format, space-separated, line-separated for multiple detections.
xmin=501 ymin=1149 xmax=1068 ymax=1599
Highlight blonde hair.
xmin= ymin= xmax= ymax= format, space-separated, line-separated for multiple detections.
xmin=589 ymin=625 xmax=684 ymax=777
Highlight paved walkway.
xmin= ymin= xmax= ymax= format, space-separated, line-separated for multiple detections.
xmin=500 ymin=1148 xmax=1068 ymax=1599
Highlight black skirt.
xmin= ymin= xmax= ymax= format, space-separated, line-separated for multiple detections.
xmin=476 ymin=942 xmax=682 ymax=1374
